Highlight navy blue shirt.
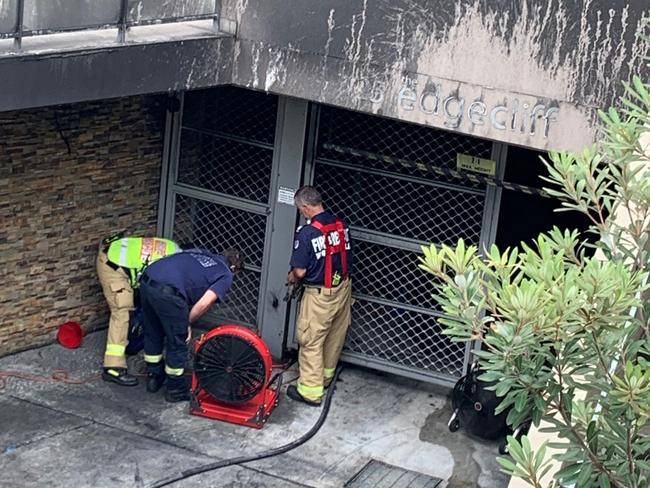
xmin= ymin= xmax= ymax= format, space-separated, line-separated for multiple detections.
xmin=143 ymin=250 xmax=233 ymax=306
xmin=290 ymin=211 xmax=353 ymax=285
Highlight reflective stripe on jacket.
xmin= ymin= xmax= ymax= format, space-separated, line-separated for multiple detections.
xmin=107 ymin=237 xmax=180 ymax=286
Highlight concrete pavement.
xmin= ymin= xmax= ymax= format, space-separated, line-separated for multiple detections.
xmin=0 ymin=330 xmax=510 ymax=488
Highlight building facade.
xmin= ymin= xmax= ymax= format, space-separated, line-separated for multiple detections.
xmin=0 ymin=0 xmax=647 ymax=385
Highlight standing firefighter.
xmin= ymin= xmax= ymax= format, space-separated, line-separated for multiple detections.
xmin=286 ymin=186 xmax=353 ymax=406
xmin=140 ymin=248 xmax=244 ymax=402
xmin=97 ymin=235 xmax=181 ymax=386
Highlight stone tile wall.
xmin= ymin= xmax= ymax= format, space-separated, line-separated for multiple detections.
xmin=0 ymin=95 xmax=167 ymax=356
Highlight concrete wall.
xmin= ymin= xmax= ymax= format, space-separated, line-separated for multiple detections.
xmin=1 ymin=1 xmax=647 ymax=153
xmin=0 ymin=95 xmax=165 ymax=356
xmin=223 ymin=0 xmax=650 ymax=152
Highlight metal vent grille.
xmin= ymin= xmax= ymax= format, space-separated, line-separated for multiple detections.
xmin=345 ymin=459 xmax=442 ymax=488
xmin=313 ymin=105 xmax=492 ymax=383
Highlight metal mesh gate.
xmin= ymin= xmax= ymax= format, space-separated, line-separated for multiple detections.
xmin=312 ymin=106 xmax=498 ymax=384
xmin=166 ymin=86 xmax=278 ymax=329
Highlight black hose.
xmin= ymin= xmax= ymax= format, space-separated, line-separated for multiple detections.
xmin=148 ymin=366 xmax=343 ymax=488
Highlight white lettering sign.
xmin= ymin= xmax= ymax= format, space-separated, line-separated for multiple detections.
xmin=278 ymin=186 xmax=296 ymax=205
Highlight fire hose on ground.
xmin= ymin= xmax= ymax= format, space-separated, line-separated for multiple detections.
xmin=148 ymin=365 xmax=343 ymax=488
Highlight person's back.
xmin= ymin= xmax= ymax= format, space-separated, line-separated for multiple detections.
xmin=143 ymin=250 xmax=232 ymax=306
xmin=97 ymin=234 xmax=180 ymax=387
xmin=286 ymin=186 xmax=353 ymax=406
xmin=106 ymin=236 xmax=180 ymax=286
xmin=139 ymin=248 xmax=243 ymax=402
xmin=292 ymin=210 xmax=353 ymax=287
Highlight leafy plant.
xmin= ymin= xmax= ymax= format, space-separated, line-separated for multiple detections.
xmin=419 ymin=71 xmax=650 ymax=488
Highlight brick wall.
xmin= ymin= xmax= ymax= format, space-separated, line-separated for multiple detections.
xmin=0 ymin=95 xmax=167 ymax=356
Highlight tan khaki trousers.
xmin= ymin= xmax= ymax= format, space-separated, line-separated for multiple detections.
xmin=96 ymin=247 xmax=134 ymax=368
xmin=296 ymin=278 xmax=352 ymax=401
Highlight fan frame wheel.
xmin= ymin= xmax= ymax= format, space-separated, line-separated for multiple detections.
xmin=190 ymin=325 xmax=279 ymax=429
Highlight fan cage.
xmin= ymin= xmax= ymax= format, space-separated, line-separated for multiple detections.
xmin=194 ymin=326 xmax=271 ymax=404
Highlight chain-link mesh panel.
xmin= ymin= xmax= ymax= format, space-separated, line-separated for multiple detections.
xmin=173 ymin=195 xmax=263 ymax=327
xmin=352 ymin=240 xmax=443 ymax=312
xmin=202 ymin=269 xmax=261 ymax=328
xmin=317 ymin=105 xmax=492 ymax=188
xmin=346 ymin=299 xmax=466 ymax=377
xmin=177 ymin=129 xmax=273 ymax=203
xmin=183 ymin=86 xmax=278 ymax=145
xmin=170 ymin=87 xmax=278 ymax=331
xmin=173 ymin=194 xmax=266 ymax=269
xmin=316 ymin=163 xmax=485 ymax=246
xmin=313 ymin=105 xmax=491 ymax=382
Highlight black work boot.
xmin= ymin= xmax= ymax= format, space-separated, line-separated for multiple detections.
xmin=146 ymin=361 xmax=164 ymax=393
xmin=146 ymin=374 xmax=165 ymax=393
xmin=165 ymin=376 xmax=190 ymax=403
xmin=102 ymin=368 xmax=138 ymax=387
xmin=287 ymin=385 xmax=321 ymax=407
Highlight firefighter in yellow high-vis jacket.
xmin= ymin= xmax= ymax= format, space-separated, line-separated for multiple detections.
xmin=96 ymin=235 xmax=180 ymax=386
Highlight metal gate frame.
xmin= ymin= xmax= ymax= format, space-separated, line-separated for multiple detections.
xmin=157 ymin=90 xmax=277 ymax=333
xmin=301 ymin=104 xmax=506 ymax=387
xmin=157 ymin=90 xmax=310 ymax=357
xmin=157 ymin=92 xmax=506 ymax=385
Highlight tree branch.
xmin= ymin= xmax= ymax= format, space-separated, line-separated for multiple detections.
xmin=554 ymin=366 xmax=626 ymax=488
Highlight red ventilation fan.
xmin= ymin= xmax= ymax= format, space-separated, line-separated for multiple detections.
xmin=189 ymin=325 xmax=281 ymax=429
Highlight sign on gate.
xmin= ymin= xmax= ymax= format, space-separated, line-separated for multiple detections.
xmin=456 ymin=154 xmax=497 ymax=176
xmin=277 ymin=186 xmax=296 ymax=205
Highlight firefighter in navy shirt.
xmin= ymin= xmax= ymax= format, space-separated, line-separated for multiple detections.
xmin=287 ymin=186 xmax=353 ymax=406
xmin=139 ymin=247 xmax=244 ymax=402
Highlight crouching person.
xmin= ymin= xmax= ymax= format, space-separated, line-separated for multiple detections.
xmin=97 ymin=235 xmax=180 ymax=386
xmin=140 ymin=247 xmax=243 ymax=402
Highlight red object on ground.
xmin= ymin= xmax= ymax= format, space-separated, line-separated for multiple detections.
xmin=57 ymin=321 xmax=84 ymax=349
xmin=190 ymin=325 xmax=280 ymax=429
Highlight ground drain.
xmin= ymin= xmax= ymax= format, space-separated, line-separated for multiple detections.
xmin=345 ymin=459 xmax=443 ymax=487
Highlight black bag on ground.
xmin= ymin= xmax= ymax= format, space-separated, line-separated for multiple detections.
xmin=448 ymin=363 xmax=509 ymax=440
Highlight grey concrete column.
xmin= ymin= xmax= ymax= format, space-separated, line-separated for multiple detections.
xmin=258 ymin=97 xmax=309 ymax=357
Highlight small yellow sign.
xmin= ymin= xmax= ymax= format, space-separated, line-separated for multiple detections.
xmin=456 ymin=153 xmax=496 ymax=176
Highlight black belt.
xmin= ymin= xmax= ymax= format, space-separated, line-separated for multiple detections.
xmin=303 ymin=277 xmax=348 ymax=291
xmin=105 ymin=260 xmax=122 ymax=272
xmin=141 ymin=274 xmax=186 ymax=301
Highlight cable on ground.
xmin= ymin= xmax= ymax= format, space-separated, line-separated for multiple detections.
xmin=148 ymin=366 xmax=344 ymax=488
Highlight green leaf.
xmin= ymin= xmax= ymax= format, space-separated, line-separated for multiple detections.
xmin=555 ymin=463 xmax=582 ymax=483
xmin=496 ymin=456 xmax=518 ymax=473
xmin=576 ymin=463 xmax=596 ymax=487
xmin=598 ymin=473 xmax=612 ymax=488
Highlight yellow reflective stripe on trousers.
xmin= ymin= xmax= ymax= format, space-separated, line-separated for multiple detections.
xmin=144 ymin=354 xmax=163 ymax=364
xmin=105 ymin=344 xmax=126 ymax=356
xmin=165 ymin=365 xmax=184 ymax=376
xmin=297 ymin=382 xmax=323 ymax=399
xmin=323 ymin=367 xmax=335 ymax=379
